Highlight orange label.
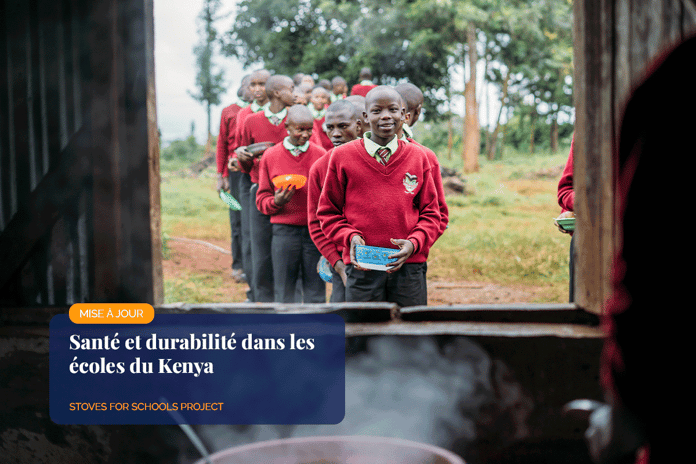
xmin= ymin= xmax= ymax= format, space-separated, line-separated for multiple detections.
xmin=69 ymin=304 xmax=155 ymax=324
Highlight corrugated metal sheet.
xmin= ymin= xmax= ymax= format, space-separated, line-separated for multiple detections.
xmin=1 ymin=0 xmax=90 ymax=306
xmin=0 ymin=0 xmax=162 ymax=306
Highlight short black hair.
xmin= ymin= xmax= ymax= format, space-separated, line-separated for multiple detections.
xmin=331 ymin=76 xmax=347 ymax=86
xmin=265 ymin=75 xmax=292 ymax=98
xmin=292 ymin=73 xmax=305 ymax=85
xmin=311 ymin=86 xmax=331 ymax=97
xmin=326 ymin=99 xmax=360 ymax=120
xmin=237 ymin=74 xmax=251 ymax=99
xmin=286 ymin=104 xmax=314 ymax=125
xmin=394 ymin=82 xmax=424 ymax=111
xmin=359 ymin=67 xmax=372 ymax=79
xmin=251 ymin=69 xmax=271 ymax=80
xmin=364 ymin=85 xmax=402 ymax=107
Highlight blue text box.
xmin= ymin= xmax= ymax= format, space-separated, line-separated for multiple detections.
xmin=50 ymin=313 xmax=345 ymax=425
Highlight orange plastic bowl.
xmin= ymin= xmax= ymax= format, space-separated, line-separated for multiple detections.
xmin=272 ymin=174 xmax=307 ymax=189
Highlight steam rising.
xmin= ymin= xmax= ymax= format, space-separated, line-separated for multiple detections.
xmin=187 ymin=336 xmax=532 ymax=463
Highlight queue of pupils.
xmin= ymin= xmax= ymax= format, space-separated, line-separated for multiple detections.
xmin=215 ymin=68 xmax=449 ymax=310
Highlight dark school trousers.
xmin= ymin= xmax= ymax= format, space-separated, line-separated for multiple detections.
xmin=228 ymin=170 xmax=243 ymax=271
xmin=239 ymin=173 xmax=254 ymax=300
xmin=569 ymin=233 xmax=575 ymax=303
xmin=330 ymin=267 xmax=346 ymax=303
xmin=345 ymin=262 xmax=427 ymax=307
xmin=271 ymin=224 xmax=326 ymax=303
xmin=249 ymin=183 xmax=274 ymax=302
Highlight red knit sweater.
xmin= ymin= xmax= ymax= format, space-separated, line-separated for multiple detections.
xmin=237 ymin=112 xmax=288 ymax=183
xmin=350 ymin=83 xmax=377 ymax=97
xmin=227 ymin=106 xmax=255 ymax=169
xmin=409 ymin=139 xmax=449 ymax=238
xmin=256 ymin=142 xmax=326 ymax=225
xmin=317 ymin=139 xmax=440 ymax=264
xmin=309 ymin=117 xmax=334 ymax=150
xmin=233 ymin=106 xmax=253 ymax=143
xmin=216 ymin=103 xmax=243 ymax=176
xmin=307 ymin=149 xmax=343 ymax=266
xmin=557 ymin=135 xmax=574 ymax=213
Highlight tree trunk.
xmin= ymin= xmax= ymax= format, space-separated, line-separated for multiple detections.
xmin=463 ymin=23 xmax=480 ymax=173
xmin=481 ymin=44 xmax=490 ymax=157
xmin=486 ymin=70 xmax=510 ymax=160
xmin=529 ymin=107 xmax=536 ymax=154
xmin=550 ymin=115 xmax=559 ymax=153
xmin=206 ymin=102 xmax=212 ymax=141
xmin=447 ymin=115 xmax=453 ymax=160
xmin=446 ymin=82 xmax=453 ymax=160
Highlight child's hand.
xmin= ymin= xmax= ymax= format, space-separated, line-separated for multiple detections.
xmin=235 ymin=146 xmax=253 ymax=165
xmin=227 ymin=157 xmax=240 ymax=172
xmin=216 ymin=173 xmax=229 ymax=193
xmin=274 ymin=185 xmax=296 ymax=207
xmin=349 ymin=235 xmax=369 ymax=271
xmin=386 ymin=238 xmax=415 ymax=273
xmin=555 ymin=211 xmax=574 ymax=234
xmin=333 ymin=260 xmax=348 ymax=286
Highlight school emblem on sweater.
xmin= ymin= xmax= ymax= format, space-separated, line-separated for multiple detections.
xmin=403 ymin=172 xmax=418 ymax=194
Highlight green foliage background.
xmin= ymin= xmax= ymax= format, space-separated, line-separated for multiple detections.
xmin=222 ymin=0 xmax=574 ymax=133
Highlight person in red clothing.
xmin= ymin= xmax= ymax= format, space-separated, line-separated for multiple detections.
xmin=395 ymin=84 xmax=449 ymax=240
xmin=556 ymin=135 xmax=575 ymax=302
xmin=216 ymin=76 xmax=251 ymax=283
xmin=394 ymin=84 xmax=449 ymax=241
xmin=307 ymin=100 xmax=363 ymax=303
xmin=256 ymin=105 xmax=327 ymax=303
xmin=308 ymin=87 xmax=334 ymax=150
xmin=227 ymin=69 xmax=271 ymax=301
xmin=330 ymin=76 xmax=348 ymax=102
xmin=345 ymin=95 xmax=368 ymax=133
xmin=394 ymin=82 xmax=423 ymax=140
xmin=589 ymin=35 xmax=696 ymax=464
xmin=349 ymin=67 xmax=378 ymax=97
xmin=235 ymin=74 xmax=296 ymax=302
xmin=317 ymin=86 xmax=440 ymax=307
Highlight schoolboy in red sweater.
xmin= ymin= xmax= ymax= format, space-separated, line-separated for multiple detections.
xmin=227 ymin=69 xmax=271 ymax=301
xmin=345 ymin=95 xmax=368 ymax=131
xmin=330 ymin=76 xmax=348 ymax=102
xmin=350 ymin=67 xmax=378 ymax=97
xmin=395 ymin=84 xmax=449 ymax=240
xmin=317 ymin=86 xmax=440 ymax=307
xmin=256 ymin=105 xmax=327 ymax=303
xmin=307 ymin=100 xmax=363 ymax=302
xmin=235 ymin=74 xmax=296 ymax=302
xmin=557 ymin=135 xmax=575 ymax=302
xmin=394 ymin=82 xmax=423 ymax=140
xmin=308 ymin=87 xmax=334 ymax=150
xmin=216 ymin=76 xmax=251 ymax=283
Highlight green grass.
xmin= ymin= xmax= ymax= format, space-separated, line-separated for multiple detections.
xmin=160 ymin=170 xmax=229 ymax=240
xmin=164 ymin=272 xmax=231 ymax=304
xmin=159 ymin=147 xmax=573 ymax=303
xmin=426 ymin=148 xmax=572 ymax=301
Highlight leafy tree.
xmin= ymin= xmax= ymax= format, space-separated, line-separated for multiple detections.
xmin=222 ymin=0 xmax=453 ymax=118
xmin=223 ymin=0 xmax=574 ymax=158
xmin=463 ymin=0 xmax=573 ymax=158
xmin=189 ymin=0 xmax=226 ymax=139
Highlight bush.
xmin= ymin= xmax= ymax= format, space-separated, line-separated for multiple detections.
xmin=161 ymin=135 xmax=207 ymax=163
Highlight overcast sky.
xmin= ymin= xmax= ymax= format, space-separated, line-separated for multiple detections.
xmin=154 ymin=0 xmax=247 ymax=145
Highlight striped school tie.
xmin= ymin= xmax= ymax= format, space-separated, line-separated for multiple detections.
xmin=270 ymin=115 xmax=281 ymax=125
xmin=375 ymin=147 xmax=390 ymax=165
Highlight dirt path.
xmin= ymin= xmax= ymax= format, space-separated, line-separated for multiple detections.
xmin=163 ymin=238 xmax=549 ymax=304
